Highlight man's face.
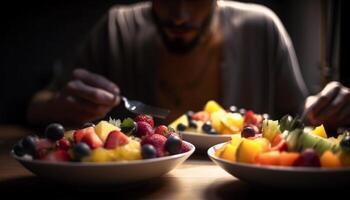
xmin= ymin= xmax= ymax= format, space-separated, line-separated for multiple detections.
xmin=152 ymin=0 xmax=216 ymax=54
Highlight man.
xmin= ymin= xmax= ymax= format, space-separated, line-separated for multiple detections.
xmin=27 ymin=0 xmax=350 ymax=131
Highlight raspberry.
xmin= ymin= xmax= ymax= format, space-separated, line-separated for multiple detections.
xmin=141 ymin=134 xmax=167 ymax=157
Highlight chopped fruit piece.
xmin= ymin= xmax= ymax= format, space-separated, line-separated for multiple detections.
xmin=154 ymin=125 xmax=169 ymax=137
xmin=95 ymin=121 xmax=120 ymax=142
xmin=253 ymin=138 xmax=271 ymax=152
xmin=255 ymin=151 xmax=280 ymax=166
xmin=320 ymin=151 xmax=341 ymax=168
xmin=279 ymin=152 xmax=300 ymax=166
xmin=74 ymin=127 xmax=95 ymax=143
xmin=271 ymin=134 xmax=288 ymax=152
xmin=134 ymin=114 xmax=154 ymax=128
xmin=244 ymin=111 xmax=258 ymax=125
xmin=80 ymin=130 xmax=103 ymax=149
xmin=64 ymin=130 xmax=75 ymax=142
xmin=286 ymin=129 xmax=303 ymax=152
xmin=210 ymin=110 xmax=226 ymax=133
xmin=169 ymin=114 xmax=188 ymax=130
xmin=293 ymin=149 xmax=320 ymax=167
xmin=230 ymin=135 xmax=243 ymax=147
xmin=220 ymin=143 xmax=237 ymax=162
xmin=225 ymin=113 xmax=244 ymax=131
xmin=141 ymin=134 xmax=167 ymax=157
xmin=204 ymin=100 xmax=223 ymax=114
xmin=42 ymin=150 xmax=70 ymax=162
xmin=135 ymin=121 xmax=153 ymax=137
xmin=236 ymin=139 xmax=266 ymax=164
xmin=72 ymin=142 xmax=91 ymax=161
xmin=311 ymin=125 xmax=327 ymax=138
xmin=104 ymin=130 xmax=129 ymax=149
xmin=45 ymin=123 xmax=65 ymax=141
xmin=262 ymin=119 xmax=280 ymax=142
xmin=141 ymin=144 xmax=157 ymax=159
xmin=120 ymin=118 xmax=136 ymax=134
xmin=112 ymin=139 xmax=141 ymax=161
xmin=192 ymin=111 xmax=210 ymax=122
xmin=88 ymin=148 xmax=114 ymax=162
xmin=35 ymin=138 xmax=54 ymax=152
xmin=165 ymin=136 xmax=182 ymax=155
xmin=57 ymin=138 xmax=71 ymax=151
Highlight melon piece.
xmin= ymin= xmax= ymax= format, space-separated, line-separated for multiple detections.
xmin=204 ymin=100 xmax=224 ymax=114
xmin=236 ymin=139 xmax=265 ymax=164
xmin=169 ymin=114 xmax=188 ymax=130
xmin=95 ymin=121 xmax=120 ymax=142
xmin=279 ymin=152 xmax=300 ymax=166
xmin=320 ymin=151 xmax=341 ymax=168
xmin=255 ymin=151 xmax=280 ymax=166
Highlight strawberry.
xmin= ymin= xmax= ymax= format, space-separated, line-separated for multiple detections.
xmin=80 ymin=130 xmax=103 ymax=149
xmin=192 ymin=111 xmax=210 ymax=122
xmin=154 ymin=125 xmax=169 ymax=137
xmin=135 ymin=121 xmax=154 ymax=137
xmin=271 ymin=134 xmax=288 ymax=152
xmin=134 ymin=114 xmax=154 ymax=128
xmin=104 ymin=130 xmax=129 ymax=149
xmin=141 ymin=134 xmax=167 ymax=157
xmin=73 ymin=127 xmax=95 ymax=143
xmin=41 ymin=150 xmax=70 ymax=162
xmin=244 ymin=110 xmax=258 ymax=125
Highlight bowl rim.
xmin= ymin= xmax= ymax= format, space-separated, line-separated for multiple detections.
xmin=11 ymin=141 xmax=195 ymax=167
xmin=208 ymin=142 xmax=350 ymax=173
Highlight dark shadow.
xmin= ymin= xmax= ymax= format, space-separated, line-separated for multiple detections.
xmin=0 ymin=175 xmax=180 ymax=199
xmin=202 ymin=179 xmax=348 ymax=200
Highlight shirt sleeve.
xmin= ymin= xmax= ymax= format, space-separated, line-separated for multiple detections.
xmin=267 ymin=11 xmax=309 ymax=117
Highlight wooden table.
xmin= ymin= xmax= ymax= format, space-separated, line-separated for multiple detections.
xmin=0 ymin=126 xmax=344 ymax=198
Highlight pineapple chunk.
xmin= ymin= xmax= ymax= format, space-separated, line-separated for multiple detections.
xmin=95 ymin=121 xmax=120 ymax=142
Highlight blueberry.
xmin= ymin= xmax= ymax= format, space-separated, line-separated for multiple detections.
xmin=22 ymin=136 xmax=37 ymax=156
xmin=202 ymin=122 xmax=212 ymax=133
xmin=81 ymin=122 xmax=95 ymax=129
xmin=165 ymin=136 xmax=182 ymax=155
xmin=188 ymin=120 xmax=197 ymax=129
xmin=186 ymin=110 xmax=194 ymax=121
xmin=176 ymin=123 xmax=187 ymax=131
xmin=73 ymin=142 xmax=91 ymax=161
xmin=45 ymin=123 xmax=65 ymax=141
xmin=239 ymin=108 xmax=246 ymax=115
xmin=229 ymin=105 xmax=237 ymax=113
xmin=141 ymin=144 xmax=157 ymax=159
xmin=13 ymin=142 xmax=25 ymax=157
xmin=241 ymin=126 xmax=256 ymax=138
xmin=340 ymin=135 xmax=350 ymax=152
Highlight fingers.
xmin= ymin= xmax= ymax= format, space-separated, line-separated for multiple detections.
xmin=309 ymin=81 xmax=342 ymax=117
xmin=64 ymin=80 xmax=117 ymax=106
xmin=72 ymin=68 xmax=120 ymax=95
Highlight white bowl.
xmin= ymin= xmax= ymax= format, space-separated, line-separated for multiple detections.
xmin=208 ymin=143 xmax=350 ymax=189
xmin=180 ymin=131 xmax=232 ymax=150
xmin=12 ymin=141 xmax=195 ymax=185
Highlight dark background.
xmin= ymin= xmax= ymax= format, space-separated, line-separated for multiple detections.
xmin=0 ymin=0 xmax=344 ymax=124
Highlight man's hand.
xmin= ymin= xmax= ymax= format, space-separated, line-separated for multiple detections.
xmin=304 ymin=81 xmax=350 ymax=130
xmin=27 ymin=68 xmax=121 ymax=125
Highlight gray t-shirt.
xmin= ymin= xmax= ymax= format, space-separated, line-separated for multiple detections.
xmin=56 ymin=1 xmax=308 ymax=119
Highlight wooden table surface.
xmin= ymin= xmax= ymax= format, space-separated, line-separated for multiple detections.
xmin=0 ymin=125 xmax=344 ymax=199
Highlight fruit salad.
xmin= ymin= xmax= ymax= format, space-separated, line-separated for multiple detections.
xmin=169 ymin=100 xmax=266 ymax=135
xmin=13 ymin=115 xmax=192 ymax=163
xmin=215 ymin=115 xmax=350 ymax=168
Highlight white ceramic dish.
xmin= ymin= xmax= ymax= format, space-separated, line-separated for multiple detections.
xmin=208 ymin=143 xmax=350 ymax=188
xmin=180 ymin=131 xmax=232 ymax=150
xmin=12 ymin=141 xmax=195 ymax=185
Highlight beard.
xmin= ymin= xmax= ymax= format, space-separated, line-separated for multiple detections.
xmin=152 ymin=9 xmax=214 ymax=54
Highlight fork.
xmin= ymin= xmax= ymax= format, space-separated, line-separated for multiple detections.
xmin=121 ymin=96 xmax=170 ymax=119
